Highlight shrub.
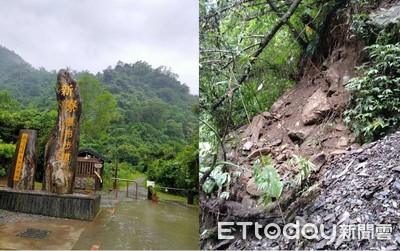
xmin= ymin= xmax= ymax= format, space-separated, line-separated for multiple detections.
xmin=344 ymin=43 xmax=400 ymax=142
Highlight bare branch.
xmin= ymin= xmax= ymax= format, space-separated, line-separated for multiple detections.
xmin=266 ymin=0 xmax=308 ymax=49
xmin=211 ymin=0 xmax=303 ymax=111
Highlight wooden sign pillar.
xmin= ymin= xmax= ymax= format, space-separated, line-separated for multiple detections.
xmin=7 ymin=129 xmax=38 ymax=190
xmin=43 ymin=69 xmax=82 ymax=195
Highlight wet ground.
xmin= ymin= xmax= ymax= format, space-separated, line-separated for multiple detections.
xmin=0 ymin=179 xmax=199 ymax=250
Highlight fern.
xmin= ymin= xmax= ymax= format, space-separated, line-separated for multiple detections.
xmin=253 ymin=156 xmax=283 ymax=204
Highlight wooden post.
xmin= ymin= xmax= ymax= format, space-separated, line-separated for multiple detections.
xmin=7 ymin=129 xmax=38 ymax=190
xmin=43 ymin=69 xmax=82 ymax=195
xmin=113 ymin=162 xmax=118 ymax=190
xmin=147 ymin=187 xmax=152 ymax=200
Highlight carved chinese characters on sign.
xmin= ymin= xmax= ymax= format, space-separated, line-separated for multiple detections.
xmin=56 ymin=85 xmax=76 ymax=164
xmin=13 ymin=133 xmax=28 ymax=181
xmin=8 ymin=129 xmax=38 ymax=190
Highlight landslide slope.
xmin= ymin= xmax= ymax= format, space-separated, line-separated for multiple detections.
xmin=201 ymin=2 xmax=400 ymax=250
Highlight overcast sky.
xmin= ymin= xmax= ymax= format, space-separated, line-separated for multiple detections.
xmin=0 ymin=0 xmax=199 ymax=94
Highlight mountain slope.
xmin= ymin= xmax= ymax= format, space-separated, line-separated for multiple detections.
xmin=0 ymin=45 xmax=29 ymax=67
xmin=0 ymin=45 xmax=198 ymax=190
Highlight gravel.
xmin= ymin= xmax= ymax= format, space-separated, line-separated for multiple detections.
xmin=231 ymin=129 xmax=400 ymax=250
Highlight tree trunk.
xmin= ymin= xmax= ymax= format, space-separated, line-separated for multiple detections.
xmin=7 ymin=129 xmax=38 ymax=190
xmin=43 ymin=69 xmax=82 ymax=194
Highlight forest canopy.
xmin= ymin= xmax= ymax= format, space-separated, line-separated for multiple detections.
xmin=0 ymin=46 xmax=198 ymax=191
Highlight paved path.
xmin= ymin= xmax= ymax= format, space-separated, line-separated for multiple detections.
xmin=0 ymin=177 xmax=198 ymax=250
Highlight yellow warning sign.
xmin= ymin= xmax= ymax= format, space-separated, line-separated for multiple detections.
xmin=13 ymin=133 xmax=28 ymax=182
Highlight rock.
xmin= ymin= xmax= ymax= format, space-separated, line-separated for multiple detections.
xmin=357 ymin=170 xmax=369 ymax=177
xmin=362 ymin=185 xmax=381 ymax=200
xmin=243 ymin=141 xmax=254 ymax=151
xmin=393 ymin=180 xmax=400 ymax=191
xmin=213 ymin=239 xmax=233 ymax=250
xmin=270 ymin=98 xmax=285 ymax=113
xmin=241 ymin=195 xmax=255 ymax=208
xmin=288 ymin=129 xmax=308 ymax=145
xmin=244 ymin=115 xmax=264 ymax=142
xmin=330 ymin=149 xmax=348 ymax=155
xmin=311 ymin=152 xmax=327 ymax=171
xmin=358 ymin=156 xmax=368 ymax=162
xmin=394 ymin=233 xmax=400 ymax=244
xmin=336 ymin=136 xmax=348 ymax=147
xmin=369 ymin=4 xmax=400 ymax=26
xmin=323 ymin=213 xmax=335 ymax=222
xmin=334 ymin=123 xmax=347 ymax=131
xmin=348 ymin=135 xmax=356 ymax=144
xmin=246 ymin=178 xmax=263 ymax=196
xmin=357 ymin=162 xmax=368 ymax=169
xmin=379 ymin=191 xmax=389 ymax=196
xmin=350 ymin=148 xmax=364 ymax=154
xmin=326 ymin=68 xmax=340 ymax=85
xmin=341 ymin=75 xmax=350 ymax=85
xmin=242 ymin=170 xmax=252 ymax=180
xmin=262 ymin=112 xmax=273 ymax=120
xmin=336 ymin=211 xmax=350 ymax=225
xmin=270 ymin=138 xmax=282 ymax=147
xmin=301 ymin=89 xmax=331 ymax=125
xmin=248 ymin=147 xmax=271 ymax=159
xmin=334 ymin=237 xmax=345 ymax=249
xmin=393 ymin=166 xmax=400 ymax=173
xmin=284 ymin=111 xmax=292 ymax=117
xmin=315 ymin=239 xmax=327 ymax=250
xmin=276 ymin=153 xmax=286 ymax=162
xmin=326 ymin=68 xmax=340 ymax=95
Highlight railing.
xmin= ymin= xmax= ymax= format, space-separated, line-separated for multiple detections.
xmin=108 ymin=178 xmax=138 ymax=200
xmin=147 ymin=186 xmax=196 ymax=205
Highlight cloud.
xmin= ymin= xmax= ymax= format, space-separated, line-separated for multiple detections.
xmin=0 ymin=0 xmax=199 ymax=94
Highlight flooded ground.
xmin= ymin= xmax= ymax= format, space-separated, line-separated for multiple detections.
xmin=0 ymin=178 xmax=199 ymax=250
xmin=74 ymin=200 xmax=198 ymax=250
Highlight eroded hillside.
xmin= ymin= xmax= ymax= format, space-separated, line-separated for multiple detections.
xmin=200 ymin=1 xmax=400 ymax=249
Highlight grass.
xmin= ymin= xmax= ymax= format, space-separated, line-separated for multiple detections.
xmin=34 ymin=171 xmax=146 ymax=191
xmin=34 ymin=182 xmax=42 ymax=190
xmin=157 ymin=191 xmax=187 ymax=202
xmin=103 ymin=171 xmax=146 ymax=190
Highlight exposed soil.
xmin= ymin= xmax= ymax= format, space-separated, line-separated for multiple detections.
xmin=200 ymin=1 xmax=400 ymax=250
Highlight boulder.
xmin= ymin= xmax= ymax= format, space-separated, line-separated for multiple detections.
xmin=242 ymin=141 xmax=254 ymax=151
xmin=241 ymin=195 xmax=255 ymax=208
xmin=336 ymin=136 xmax=349 ymax=148
xmin=269 ymin=138 xmax=282 ymax=147
xmin=288 ymin=129 xmax=308 ymax=145
xmin=310 ymin=152 xmax=327 ymax=171
xmin=276 ymin=153 xmax=286 ymax=163
xmin=301 ymin=89 xmax=331 ymax=125
xmin=326 ymin=68 xmax=340 ymax=95
xmin=246 ymin=177 xmax=263 ymax=197
xmin=244 ymin=115 xmax=264 ymax=142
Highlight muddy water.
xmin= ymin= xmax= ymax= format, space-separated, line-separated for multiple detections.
xmin=73 ymin=199 xmax=199 ymax=250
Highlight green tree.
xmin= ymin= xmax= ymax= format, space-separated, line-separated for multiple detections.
xmin=0 ymin=139 xmax=15 ymax=176
xmin=78 ymin=74 xmax=120 ymax=142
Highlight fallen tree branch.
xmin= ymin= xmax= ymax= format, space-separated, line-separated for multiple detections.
xmin=211 ymin=0 xmax=303 ymax=111
xmin=266 ymin=0 xmax=308 ymax=49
